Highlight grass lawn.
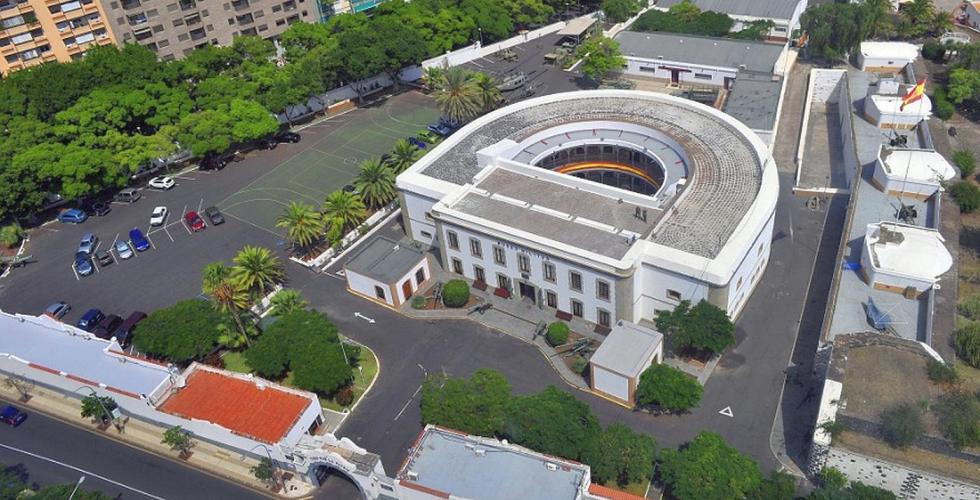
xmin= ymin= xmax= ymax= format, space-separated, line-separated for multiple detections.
xmin=599 ymin=479 xmax=649 ymax=497
xmin=220 ymin=343 xmax=379 ymax=412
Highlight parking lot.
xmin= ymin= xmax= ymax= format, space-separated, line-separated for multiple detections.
xmin=0 ymin=91 xmax=440 ymax=326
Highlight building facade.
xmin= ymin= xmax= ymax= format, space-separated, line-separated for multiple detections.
xmin=397 ymin=90 xmax=779 ymax=326
xmin=0 ymin=0 xmax=115 ymax=74
xmin=101 ymin=0 xmax=317 ymax=61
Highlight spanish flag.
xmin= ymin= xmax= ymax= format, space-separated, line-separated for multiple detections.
xmin=900 ymin=79 xmax=926 ymax=111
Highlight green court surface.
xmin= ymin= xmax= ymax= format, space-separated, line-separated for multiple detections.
xmin=218 ymin=91 xmax=439 ymax=237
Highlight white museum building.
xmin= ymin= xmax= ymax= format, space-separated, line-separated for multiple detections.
xmin=396 ymin=90 xmax=779 ymax=327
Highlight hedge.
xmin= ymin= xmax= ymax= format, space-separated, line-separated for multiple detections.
xmin=442 ymin=279 xmax=470 ymax=308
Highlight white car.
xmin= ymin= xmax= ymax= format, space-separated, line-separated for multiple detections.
xmin=150 ymin=206 xmax=168 ymax=226
xmin=114 ymin=239 xmax=133 ymax=260
xmin=148 ymin=176 xmax=175 ymax=190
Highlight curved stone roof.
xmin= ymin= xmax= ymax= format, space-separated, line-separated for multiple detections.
xmin=419 ymin=93 xmax=767 ymax=258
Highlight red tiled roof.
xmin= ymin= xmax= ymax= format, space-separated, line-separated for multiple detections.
xmin=588 ymin=483 xmax=647 ymax=500
xmin=159 ymin=369 xmax=312 ymax=444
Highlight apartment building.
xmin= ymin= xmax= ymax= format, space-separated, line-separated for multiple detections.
xmin=0 ymin=0 xmax=115 ymax=74
xmin=101 ymin=0 xmax=318 ymax=61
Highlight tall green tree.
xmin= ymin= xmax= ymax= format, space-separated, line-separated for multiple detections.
xmin=583 ymin=424 xmax=656 ymax=486
xmin=577 ymin=36 xmax=625 ymax=83
xmin=354 ymin=158 xmax=397 ymax=208
xmin=800 ymin=3 xmax=869 ymax=62
xmin=602 ymin=0 xmax=642 ymax=23
xmin=210 ymin=280 xmax=252 ymax=345
xmin=269 ymin=288 xmax=308 ymax=316
xmin=635 ymin=364 xmax=703 ymax=411
xmin=132 ymin=299 xmax=230 ymax=363
xmin=230 ymin=245 xmax=284 ymax=295
xmin=386 ymin=139 xmax=421 ymax=174
xmin=276 ymin=201 xmax=325 ymax=250
xmin=323 ymin=190 xmax=367 ymax=231
xmin=202 ymin=261 xmax=231 ymax=296
xmin=659 ymin=432 xmax=763 ymax=500
xmin=501 ymin=386 xmax=600 ymax=460
xmin=655 ymin=299 xmax=735 ymax=356
xmin=472 ymin=72 xmax=502 ymax=112
xmin=433 ymin=66 xmax=482 ymax=125
xmin=420 ymin=369 xmax=513 ymax=436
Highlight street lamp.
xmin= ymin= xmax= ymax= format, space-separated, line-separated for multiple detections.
xmin=73 ymin=386 xmax=120 ymax=430
xmin=68 ymin=475 xmax=86 ymax=500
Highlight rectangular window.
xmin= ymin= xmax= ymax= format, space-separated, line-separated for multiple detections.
xmin=469 ymin=238 xmax=482 ymax=258
xmin=415 ymin=268 xmax=426 ymax=286
xmin=543 ymin=262 xmax=556 ymax=283
xmin=571 ymin=299 xmax=583 ymax=318
xmin=667 ymin=289 xmax=681 ymax=301
xmin=736 ymin=277 xmax=743 ymax=291
xmin=451 ymin=257 xmax=463 ymax=275
xmin=473 ymin=265 xmax=485 ymax=283
xmin=639 ymin=66 xmax=656 ymax=73
xmin=694 ymin=73 xmax=712 ymax=80
xmin=569 ymin=271 xmax=582 ymax=292
xmin=374 ymin=286 xmax=385 ymax=300
xmin=546 ymin=291 xmax=557 ymax=308
xmin=496 ymin=274 xmax=510 ymax=290
xmin=493 ymin=245 xmax=506 ymax=266
xmin=446 ymin=230 xmax=459 ymax=250
xmin=597 ymin=309 xmax=611 ymax=327
xmin=596 ymin=279 xmax=610 ymax=301
xmin=420 ymin=230 xmax=432 ymax=238
xmin=518 ymin=254 xmax=530 ymax=273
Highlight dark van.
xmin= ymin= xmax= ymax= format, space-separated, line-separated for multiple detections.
xmin=114 ymin=311 xmax=146 ymax=347
xmin=92 ymin=314 xmax=122 ymax=340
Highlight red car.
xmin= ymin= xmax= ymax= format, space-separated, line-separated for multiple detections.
xmin=184 ymin=211 xmax=206 ymax=232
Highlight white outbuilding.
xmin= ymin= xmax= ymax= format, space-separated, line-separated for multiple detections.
xmin=588 ymin=320 xmax=664 ymax=405
xmin=344 ymin=237 xmax=432 ymax=308
xmin=860 ymin=222 xmax=952 ymax=298
xmin=857 ymin=42 xmax=919 ymax=72
xmin=872 ymin=147 xmax=956 ymax=198
xmin=864 ymin=92 xmax=932 ymax=129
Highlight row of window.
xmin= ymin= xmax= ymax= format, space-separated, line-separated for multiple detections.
xmin=4 ymin=42 xmax=49 ymax=63
xmin=447 ymin=230 xmax=611 ymax=301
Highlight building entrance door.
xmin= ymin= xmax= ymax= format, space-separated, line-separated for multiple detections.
xmin=402 ymin=280 xmax=413 ymax=300
xmin=519 ymin=282 xmax=536 ymax=303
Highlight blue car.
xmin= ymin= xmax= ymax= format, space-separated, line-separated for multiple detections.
xmin=0 ymin=406 xmax=26 ymax=427
xmin=129 ymin=228 xmax=150 ymax=252
xmin=76 ymin=308 xmax=104 ymax=331
xmin=408 ymin=137 xmax=427 ymax=149
xmin=57 ymin=208 xmax=88 ymax=224
xmin=75 ymin=253 xmax=94 ymax=277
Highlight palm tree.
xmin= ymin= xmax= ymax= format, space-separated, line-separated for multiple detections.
xmin=230 ymin=245 xmax=284 ymax=295
xmin=901 ymin=0 xmax=933 ymax=36
xmin=211 ymin=280 xmax=251 ymax=346
xmin=202 ymin=262 xmax=230 ymax=296
xmin=276 ymin=201 xmax=324 ymax=250
xmin=433 ymin=67 xmax=481 ymax=125
xmin=323 ymin=190 xmax=366 ymax=232
xmin=423 ymin=66 xmax=446 ymax=92
xmin=861 ymin=0 xmax=892 ymax=37
xmin=355 ymin=158 xmax=396 ymax=209
xmin=931 ymin=10 xmax=954 ymax=37
xmin=270 ymin=289 xmax=308 ymax=316
xmin=387 ymin=139 xmax=421 ymax=174
xmin=472 ymin=72 xmax=501 ymax=112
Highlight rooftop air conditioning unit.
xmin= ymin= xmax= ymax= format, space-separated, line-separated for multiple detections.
xmin=407 ymin=471 xmax=419 ymax=481
xmin=546 ymin=463 xmax=558 ymax=471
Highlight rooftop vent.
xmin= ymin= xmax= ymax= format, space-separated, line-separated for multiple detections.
xmin=407 ymin=471 xmax=419 ymax=481
xmin=474 ymin=449 xmax=486 ymax=457
xmin=546 ymin=463 xmax=558 ymax=471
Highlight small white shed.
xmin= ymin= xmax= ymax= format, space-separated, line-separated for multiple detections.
xmin=588 ymin=320 xmax=664 ymax=405
xmin=872 ymin=147 xmax=956 ymax=198
xmin=857 ymin=42 xmax=919 ymax=72
xmin=861 ymin=222 xmax=952 ymax=297
xmin=864 ymin=93 xmax=932 ymax=130
xmin=344 ymin=237 xmax=431 ymax=308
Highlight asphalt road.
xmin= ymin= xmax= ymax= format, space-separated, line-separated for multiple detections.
xmin=0 ymin=398 xmax=269 ymax=500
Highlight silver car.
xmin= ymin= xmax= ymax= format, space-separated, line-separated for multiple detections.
xmin=114 ymin=239 xmax=133 ymax=260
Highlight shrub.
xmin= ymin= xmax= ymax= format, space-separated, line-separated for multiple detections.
xmin=926 ymin=358 xmax=960 ymax=385
xmin=934 ymin=88 xmax=955 ymax=120
xmin=0 ymin=223 xmax=23 ymax=248
xmin=934 ymin=390 xmax=980 ymax=448
xmin=635 ymin=364 xmax=703 ymax=411
xmin=572 ymin=357 xmax=588 ymax=375
xmin=922 ymin=39 xmax=946 ymax=61
xmin=958 ymin=295 xmax=980 ymax=321
xmin=546 ymin=321 xmax=570 ymax=347
xmin=335 ymin=386 xmax=354 ymax=406
xmin=954 ymin=150 xmax=976 ymax=179
xmin=880 ymin=402 xmax=924 ymax=448
xmin=655 ymin=299 xmax=734 ymax=356
xmin=442 ymin=279 xmax=470 ymax=307
xmin=950 ymin=181 xmax=980 ymax=213
xmin=411 ymin=295 xmax=427 ymax=309
xmin=953 ymin=323 xmax=980 ymax=368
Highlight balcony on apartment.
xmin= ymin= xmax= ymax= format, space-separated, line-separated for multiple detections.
xmin=179 ymin=0 xmax=196 ymax=11
xmin=234 ymin=12 xmax=252 ymax=24
xmin=0 ymin=0 xmax=33 ymax=19
xmin=230 ymin=0 xmax=248 ymax=10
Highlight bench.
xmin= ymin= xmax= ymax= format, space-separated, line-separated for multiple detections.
xmin=555 ymin=310 xmax=573 ymax=321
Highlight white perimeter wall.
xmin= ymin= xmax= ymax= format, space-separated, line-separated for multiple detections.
xmin=440 ymin=222 xmax=619 ymax=325
xmin=621 ymin=57 xmax=737 ymax=87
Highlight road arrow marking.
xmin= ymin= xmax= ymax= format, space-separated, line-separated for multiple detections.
xmin=354 ymin=312 xmax=376 ymax=324
xmin=719 ymin=406 xmax=734 ymax=418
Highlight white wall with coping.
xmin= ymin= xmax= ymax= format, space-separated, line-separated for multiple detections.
xmin=591 ymin=365 xmax=629 ymax=402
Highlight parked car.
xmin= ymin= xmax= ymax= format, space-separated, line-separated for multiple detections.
xmin=95 ymin=250 xmax=113 ymax=267
xmin=83 ymin=201 xmax=111 ymax=217
xmin=342 ymin=184 xmax=357 ymax=194
xmin=408 ymin=137 xmax=427 ymax=149
xmin=427 ymin=119 xmax=457 ymax=137
xmin=204 ymin=206 xmax=224 ymax=225
xmin=0 ymin=406 xmax=26 ymax=427
xmin=275 ymin=131 xmax=301 ymax=143
xmin=77 ymin=233 xmax=98 ymax=256
xmin=75 ymin=253 xmax=94 ymax=276
xmin=257 ymin=137 xmax=278 ymax=150
xmin=115 ymin=311 xmax=146 ymax=347
xmin=76 ymin=308 xmax=104 ymax=331
xmin=200 ymin=153 xmax=228 ymax=171
xmin=114 ymin=239 xmax=133 ymax=260
xmin=129 ymin=228 xmax=150 ymax=252
xmin=44 ymin=302 xmax=71 ymax=319
xmin=417 ymin=130 xmax=441 ymax=144
xmin=150 ymin=206 xmax=168 ymax=226
xmin=113 ymin=188 xmax=141 ymax=204
xmin=184 ymin=211 xmax=206 ymax=232
xmin=92 ymin=314 xmax=122 ymax=340
xmin=148 ymin=176 xmax=175 ymax=190
xmin=56 ymin=208 xmax=88 ymax=224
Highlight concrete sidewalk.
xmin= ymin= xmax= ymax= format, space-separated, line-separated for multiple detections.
xmin=0 ymin=383 xmax=315 ymax=498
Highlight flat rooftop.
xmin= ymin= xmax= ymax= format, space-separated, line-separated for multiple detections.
xmin=399 ymin=426 xmax=588 ymax=500
xmin=654 ymin=0 xmax=801 ymax=20
xmin=0 ymin=311 xmax=171 ymax=397
xmin=724 ymin=72 xmax=782 ymax=132
xmin=344 ymin=236 xmax=426 ymax=282
xmin=615 ymin=31 xmax=784 ymax=74
xmin=588 ymin=320 xmax=663 ymax=378
xmin=880 ymin=149 xmax=956 ymax=183
xmin=159 ymin=366 xmax=313 ymax=444
xmin=867 ymin=222 xmax=952 ymax=279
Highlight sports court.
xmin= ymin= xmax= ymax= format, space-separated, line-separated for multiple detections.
xmin=219 ymin=91 xmax=440 ymax=236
